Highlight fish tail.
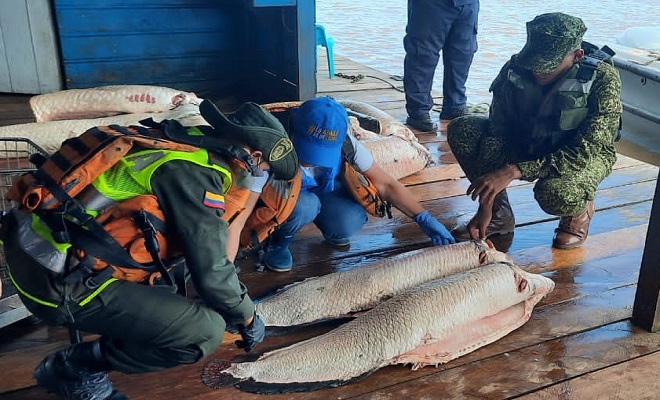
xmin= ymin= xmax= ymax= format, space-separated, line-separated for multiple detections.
xmin=201 ymin=359 xmax=240 ymax=389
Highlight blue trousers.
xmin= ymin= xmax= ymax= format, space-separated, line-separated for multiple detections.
xmin=272 ymin=181 xmax=368 ymax=244
xmin=403 ymin=0 xmax=479 ymax=118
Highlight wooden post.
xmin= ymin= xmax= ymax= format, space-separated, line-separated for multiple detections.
xmin=632 ymin=168 xmax=660 ymax=332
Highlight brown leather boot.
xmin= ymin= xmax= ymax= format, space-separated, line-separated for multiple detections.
xmin=452 ymin=190 xmax=516 ymax=241
xmin=552 ymin=200 xmax=595 ymax=249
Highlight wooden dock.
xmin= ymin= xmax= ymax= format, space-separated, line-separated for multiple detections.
xmin=0 ymin=53 xmax=659 ymax=399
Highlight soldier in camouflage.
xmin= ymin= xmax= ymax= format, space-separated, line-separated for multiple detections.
xmin=447 ymin=12 xmax=623 ymax=249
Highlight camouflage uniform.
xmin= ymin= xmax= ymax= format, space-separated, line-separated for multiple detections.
xmin=447 ymin=13 xmax=622 ymax=217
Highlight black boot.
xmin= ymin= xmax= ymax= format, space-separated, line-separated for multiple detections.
xmin=34 ymin=339 xmax=128 ymax=400
xmin=452 ymin=190 xmax=516 ymax=241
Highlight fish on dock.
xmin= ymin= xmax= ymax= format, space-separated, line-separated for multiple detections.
xmin=256 ymin=240 xmax=511 ymax=327
xmin=29 ymin=85 xmax=202 ymax=122
xmin=347 ymin=114 xmax=431 ymax=179
xmin=203 ymin=262 xmax=555 ymax=393
xmin=0 ymin=104 xmax=206 ymax=154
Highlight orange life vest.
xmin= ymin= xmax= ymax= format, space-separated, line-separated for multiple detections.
xmin=6 ymin=122 xmax=300 ymax=284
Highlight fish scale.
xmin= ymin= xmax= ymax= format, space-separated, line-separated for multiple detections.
xmin=29 ymin=85 xmax=201 ymax=122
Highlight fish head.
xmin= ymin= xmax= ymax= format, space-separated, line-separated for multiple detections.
xmin=477 ymin=239 xmax=513 ymax=264
xmin=171 ymin=92 xmax=202 ymax=108
xmin=513 ymin=265 xmax=555 ymax=306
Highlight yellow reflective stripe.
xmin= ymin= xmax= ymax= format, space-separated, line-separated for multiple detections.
xmin=7 ymin=266 xmax=118 ymax=308
xmin=78 ymin=278 xmax=119 ymax=306
xmin=7 ymin=268 xmax=59 ymax=308
xmin=32 ymin=214 xmax=71 ymax=253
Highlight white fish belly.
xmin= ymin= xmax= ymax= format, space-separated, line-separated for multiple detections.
xmin=363 ymin=136 xmax=431 ymax=179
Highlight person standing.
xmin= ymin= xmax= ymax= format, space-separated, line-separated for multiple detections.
xmin=447 ymin=12 xmax=622 ymax=249
xmin=403 ymin=0 xmax=479 ymax=132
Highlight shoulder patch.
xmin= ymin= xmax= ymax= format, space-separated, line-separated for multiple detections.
xmin=203 ymin=190 xmax=225 ymax=210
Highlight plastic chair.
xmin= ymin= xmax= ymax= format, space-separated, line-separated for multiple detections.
xmin=315 ymin=24 xmax=335 ymax=78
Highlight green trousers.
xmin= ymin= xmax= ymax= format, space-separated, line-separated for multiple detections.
xmin=15 ymin=269 xmax=224 ymax=374
xmin=447 ymin=115 xmax=611 ymax=216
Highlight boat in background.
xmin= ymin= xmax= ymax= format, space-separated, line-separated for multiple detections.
xmin=609 ymin=27 xmax=660 ymax=166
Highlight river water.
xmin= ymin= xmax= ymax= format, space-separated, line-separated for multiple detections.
xmin=316 ymin=0 xmax=660 ymax=105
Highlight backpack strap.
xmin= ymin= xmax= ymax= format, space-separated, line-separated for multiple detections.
xmin=33 ymin=168 xmax=149 ymax=270
xmin=577 ymin=41 xmax=615 ymax=82
xmin=33 ymin=168 xmax=176 ymax=290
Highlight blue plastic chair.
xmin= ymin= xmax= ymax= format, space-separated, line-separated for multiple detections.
xmin=315 ymin=24 xmax=335 ymax=79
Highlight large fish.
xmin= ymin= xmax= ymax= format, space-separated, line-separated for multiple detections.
xmin=348 ymin=115 xmax=431 ymax=179
xmin=0 ymin=104 xmax=206 ymax=154
xmin=257 ymin=240 xmax=512 ymax=327
xmin=29 ymin=85 xmax=202 ymax=122
xmin=339 ymin=99 xmax=418 ymax=142
xmin=203 ymin=262 xmax=554 ymax=393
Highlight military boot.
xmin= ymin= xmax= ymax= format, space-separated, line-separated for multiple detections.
xmin=452 ymin=190 xmax=516 ymax=241
xmin=34 ymin=339 xmax=128 ymax=400
xmin=264 ymin=233 xmax=294 ymax=272
xmin=552 ymin=200 xmax=595 ymax=249
xmin=405 ymin=113 xmax=438 ymax=132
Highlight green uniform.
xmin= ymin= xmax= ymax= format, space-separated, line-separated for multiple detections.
xmin=447 ymin=56 xmax=622 ymax=216
xmin=5 ymin=157 xmax=254 ymax=374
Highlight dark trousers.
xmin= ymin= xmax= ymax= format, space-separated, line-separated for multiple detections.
xmin=16 ymin=275 xmax=224 ymax=374
xmin=403 ymin=0 xmax=479 ymax=118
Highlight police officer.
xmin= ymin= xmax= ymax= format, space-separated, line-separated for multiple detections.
xmin=447 ymin=12 xmax=623 ymax=249
xmin=403 ymin=0 xmax=480 ymax=132
xmin=2 ymin=102 xmax=299 ymax=399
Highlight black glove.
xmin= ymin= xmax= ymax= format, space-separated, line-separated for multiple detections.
xmin=235 ymin=314 xmax=265 ymax=352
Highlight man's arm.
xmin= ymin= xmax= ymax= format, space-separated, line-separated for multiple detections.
xmin=151 ymin=160 xmax=255 ymax=326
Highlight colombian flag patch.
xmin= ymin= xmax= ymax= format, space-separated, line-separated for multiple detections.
xmin=203 ymin=191 xmax=225 ymax=210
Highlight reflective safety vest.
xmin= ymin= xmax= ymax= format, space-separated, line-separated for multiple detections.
xmin=2 ymin=122 xmax=300 ymax=291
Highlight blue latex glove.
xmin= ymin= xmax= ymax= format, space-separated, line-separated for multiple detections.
xmin=235 ymin=314 xmax=266 ymax=352
xmin=414 ymin=210 xmax=456 ymax=246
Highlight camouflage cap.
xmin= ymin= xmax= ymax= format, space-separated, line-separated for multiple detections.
xmin=516 ymin=12 xmax=587 ymax=74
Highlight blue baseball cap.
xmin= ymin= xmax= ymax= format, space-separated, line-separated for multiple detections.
xmin=291 ymin=97 xmax=348 ymax=168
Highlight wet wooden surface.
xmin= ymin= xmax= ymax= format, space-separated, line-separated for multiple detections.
xmin=0 ymin=54 xmax=658 ymax=399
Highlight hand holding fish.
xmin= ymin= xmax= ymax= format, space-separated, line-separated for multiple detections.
xmin=414 ymin=211 xmax=456 ymax=245
xmin=467 ymin=205 xmax=493 ymax=240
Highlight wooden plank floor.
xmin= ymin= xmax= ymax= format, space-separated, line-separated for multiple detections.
xmin=0 ymin=54 xmax=659 ymax=399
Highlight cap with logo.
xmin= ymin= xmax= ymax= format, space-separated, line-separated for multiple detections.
xmin=200 ymin=100 xmax=299 ymax=180
xmin=516 ymin=12 xmax=587 ymax=74
xmin=291 ymin=97 xmax=348 ymax=169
